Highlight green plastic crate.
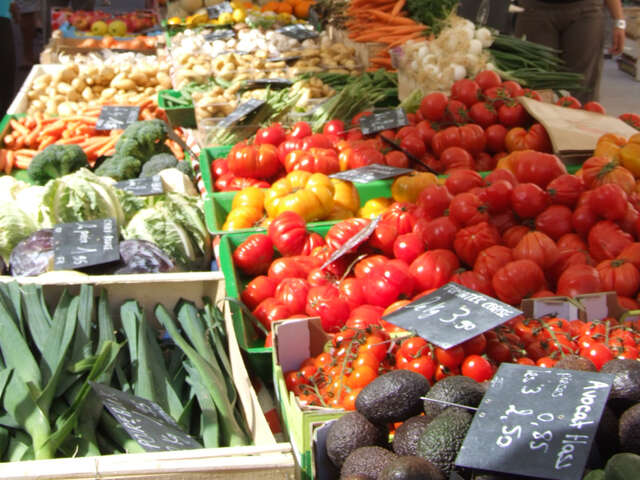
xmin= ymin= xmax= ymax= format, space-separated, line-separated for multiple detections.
xmin=199 ymin=145 xmax=234 ymax=194
xmin=218 ymin=224 xmax=333 ymax=384
xmin=158 ymin=90 xmax=196 ymax=129
xmin=204 ymin=179 xmax=393 ymax=235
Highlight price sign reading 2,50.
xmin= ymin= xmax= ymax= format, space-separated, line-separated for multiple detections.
xmin=413 ymin=297 xmax=477 ymax=331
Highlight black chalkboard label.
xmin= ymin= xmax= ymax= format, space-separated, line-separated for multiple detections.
xmin=95 ymin=106 xmax=140 ymax=131
xmin=53 ymin=218 xmax=120 ymax=270
xmin=383 ymin=282 xmax=522 ymax=349
xmin=455 ymin=363 xmax=614 ymax=480
xmin=91 ymin=382 xmax=202 ymax=452
xmin=115 ymin=175 xmax=164 ymax=196
xmin=218 ymin=99 xmax=265 ymax=128
xmin=330 ymin=164 xmax=413 ymax=183
xmin=359 ymin=108 xmax=408 ymax=135
xmin=267 ymin=55 xmax=302 ymax=63
xmin=320 ymin=216 xmax=381 ymax=270
xmin=204 ymin=28 xmax=235 ymax=41
xmin=244 ymin=78 xmax=293 ymax=89
xmin=278 ymin=24 xmax=318 ymax=40
xmin=206 ymin=1 xmax=233 ymax=18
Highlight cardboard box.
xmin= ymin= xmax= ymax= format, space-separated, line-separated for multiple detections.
xmin=272 ymin=317 xmax=345 ymax=480
xmin=0 ymin=273 xmax=296 ymax=479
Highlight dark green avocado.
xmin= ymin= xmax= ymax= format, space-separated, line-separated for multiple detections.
xmin=326 ymin=411 xmax=389 ymax=469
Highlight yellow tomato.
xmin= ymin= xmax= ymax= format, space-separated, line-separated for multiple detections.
xmin=232 ymin=186 xmax=265 ymax=210
xmin=619 ymin=142 xmax=640 ymax=177
xmin=232 ymin=8 xmax=246 ymax=22
xmin=390 ymin=172 xmax=438 ymax=203
xmin=358 ymin=197 xmax=392 ymax=219
xmin=167 ymin=16 xmax=182 ymax=25
xmin=222 ymin=206 xmax=264 ymax=230
xmin=331 ymin=179 xmax=360 ymax=214
xmin=218 ymin=12 xmax=234 ymax=24
xmin=265 ymin=171 xmax=335 ymax=221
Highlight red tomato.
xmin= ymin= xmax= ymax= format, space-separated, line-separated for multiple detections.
xmin=510 ymin=151 xmax=567 ymax=189
xmin=402 ymin=355 xmax=436 ymax=380
xmin=489 ymin=210 xmax=518 ymax=234
xmin=418 ymin=216 xmax=459 ymax=251
xmin=301 ymin=134 xmax=333 ymax=150
xmin=354 ymin=254 xmax=388 ymax=278
xmin=233 ymin=234 xmax=274 ymax=276
xmin=211 ymin=157 xmax=229 ymax=178
xmin=268 ymin=256 xmax=320 ymax=283
xmin=275 ymin=278 xmax=311 ymax=315
xmin=618 ymin=243 xmax=640 ymax=271
xmin=253 ymin=298 xmax=291 ymax=331
xmin=346 ymin=365 xmax=378 ymax=389
xmin=385 ymin=150 xmax=410 ymax=168
xmin=522 ymin=88 xmax=542 ymax=101
xmin=469 ymin=102 xmax=498 ymax=128
xmin=397 ymin=336 xmax=430 ymax=360
xmin=346 ymin=305 xmax=384 ymax=330
xmin=484 ymin=85 xmax=509 ymax=109
xmin=557 ymin=264 xmax=602 ymax=297
xmin=364 ymin=260 xmax=415 ymax=308
xmin=485 ymin=167 xmax=518 ymax=187
xmin=307 ymin=267 xmax=336 ymax=287
xmin=368 ymin=221 xmax=397 ymax=256
xmin=502 ymin=225 xmax=530 ymax=248
xmin=417 ymin=120 xmax=437 ymax=145
xmin=241 ymin=275 xmax=277 ymax=310
xmin=589 ymin=183 xmax=628 ymax=221
xmin=444 ymin=99 xmax=469 ymax=124
xmin=513 ymin=231 xmax=560 ymax=270
xmin=572 ymin=206 xmax=599 ymax=237
xmin=619 ymin=113 xmax=640 ymax=130
xmin=556 ymin=96 xmax=582 ymax=109
xmin=305 ymin=285 xmax=350 ymax=332
xmin=339 ymin=277 xmax=366 ymax=310
xmin=474 ymin=245 xmax=513 ymax=280
xmin=502 ymin=81 xmax=524 ymax=98
xmin=440 ymin=146 xmax=475 ymax=171
xmin=325 ymin=218 xmax=371 ymax=252
xmin=400 ymin=134 xmax=427 ymax=159
xmin=436 ymin=345 xmax=465 ymax=369
xmin=557 ymin=233 xmax=588 ymax=251
xmin=451 ymin=78 xmax=481 ymax=107
xmin=410 ymin=249 xmax=460 ymax=291
xmin=476 ymin=152 xmax=497 ymax=171
xmin=449 ymin=192 xmax=489 ymax=226
xmin=323 ymin=119 xmax=346 ymax=138
xmin=475 ymin=70 xmax=502 ymax=90
xmin=535 ymin=205 xmax=574 ymax=241
xmin=416 ymin=184 xmax=452 ymax=219
xmin=420 ymin=92 xmax=449 ymax=121
xmin=588 ymin=220 xmax=634 ymax=261
xmin=300 ymin=232 xmax=325 ymax=256
xmin=255 ymin=123 xmax=286 ymax=145
xmin=580 ymin=342 xmax=612 ymax=370
xmin=504 ymin=124 xmax=552 ymax=153
xmin=393 ymin=232 xmax=425 ymax=264
xmin=484 ymin=179 xmax=513 ymax=213
xmin=267 ymin=211 xmax=307 ymax=256
xmin=229 ymin=144 xmax=280 ymax=179
xmin=461 ymin=334 xmax=488 ymax=356
xmin=445 ymin=169 xmax=484 ymax=195
xmin=485 ymin=124 xmax=508 ymax=153
xmin=383 ymin=203 xmax=418 ymax=234
xmin=498 ymin=103 xmax=529 ymax=127
xmin=584 ymin=101 xmax=606 ymax=114
xmin=511 ymin=183 xmax=550 ymax=218
xmin=596 ymin=259 xmax=640 ymax=297
xmin=450 ymin=270 xmax=494 ymax=296
xmin=461 ymin=355 xmax=493 ymax=382
xmin=454 ymin=221 xmax=501 ymax=267
xmin=546 ymin=174 xmax=584 ymax=207
xmin=284 ymin=148 xmax=339 ymax=174
xmin=492 ymin=259 xmax=546 ymax=305
xmin=289 ymin=121 xmax=312 ymax=139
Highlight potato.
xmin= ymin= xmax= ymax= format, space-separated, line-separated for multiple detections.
xmin=56 ymin=82 xmax=73 ymax=95
xmin=101 ymin=87 xmax=116 ymax=99
xmin=81 ymin=86 xmax=94 ymax=101
xmin=129 ymin=71 xmax=148 ymax=85
xmin=110 ymin=77 xmax=137 ymax=90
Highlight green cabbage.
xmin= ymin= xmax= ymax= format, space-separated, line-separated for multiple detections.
xmin=14 ymin=186 xmax=48 ymax=228
xmin=40 ymin=168 xmax=126 ymax=226
xmin=0 ymin=201 xmax=38 ymax=262
xmin=123 ymin=193 xmax=210 ymax=269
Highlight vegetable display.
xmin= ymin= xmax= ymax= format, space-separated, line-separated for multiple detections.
xmin=0 ymin=281 xmax=248 ymax=461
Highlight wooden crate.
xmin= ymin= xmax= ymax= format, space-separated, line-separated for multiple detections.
xmin=0 ymin=272 xmax=296 ymax=479
xmin=7 ymin=64 xmax=65 ymax=115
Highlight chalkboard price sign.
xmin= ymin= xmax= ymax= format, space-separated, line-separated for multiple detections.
xmin=115 ymin=175 xmax=164 ymax=196
xmin=206 ymin=1 xmax=233 ymax=18
xmin=320 ymin=216 xmax=381 ymax=270
xmin=359 ymin=108 xmax=408 ymax=135
xmin=330 ymin=164 xmax=413 ymax=183
xmin=244 ymin=78 xmax=293 ymax=89
xmin=91 ymin=382 xmax=202 ymax=452
xmin=278 ymin=23 xmax=318 ymax=40
xmin=383 ymin=282 xmax=522 ymax=349
xmin=218 ymin=99 xmax=265 ymax=128
xmin=53 ymin=218 xmax=120 ymax=270
xmin=204 ymin=28 xmax=235 ymax=41
xmin=95 ymin=106 xmax=140 ymax=131
xmin=455 ymin=363 xmax=613 ymax=480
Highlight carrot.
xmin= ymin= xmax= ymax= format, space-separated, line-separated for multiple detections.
xmin=9 ymin=119 xmax=29 ymax=137
xmin=391 ymin=0 xmax=405 ymax=15
xmin=95 ymin=136 xmax=118 ymax=158
xmin=4 ymin=150 xmax=14 ymax=174
xmin=56 ymin=135 xmax=89 ymax=145
xmin=38 ymin=136 xmax=57 ymax=151
xmin=41 ymin=120 xmax=66 ymax=138
xmin=0 ymin=150 xmax=6 ymax=172
xmin=3 ymin=134 xmax=14 ymax=148
xmin=81 ymin=136 xmax=111 ymax=156
xmin=14 ymin=153 xmax=32 ymax=170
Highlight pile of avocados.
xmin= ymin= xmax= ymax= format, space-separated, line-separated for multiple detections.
xmin=322 ymin=357 xmax=640 ymax=480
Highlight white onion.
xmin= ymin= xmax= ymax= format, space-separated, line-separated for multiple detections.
xmin=469 ymin=38 xmax=483 ymax=56
xmin=475 ymin=27 xmax=493 ymax=48
xmin=451 ymin=63 xmax=467 ymax=81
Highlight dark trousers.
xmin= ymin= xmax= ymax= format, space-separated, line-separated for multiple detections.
xmin=0 ymin=18 xmax=17 ymax=117
xmin=515 ymin=0 xmax=604 ymax=103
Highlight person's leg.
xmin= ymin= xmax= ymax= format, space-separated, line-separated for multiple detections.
xmin=0 ymin=17 xmax=17 ymax=116
xmin=515 ymin=0 xmax=561 ymax=50
xmin=559 ymin=0 xmax=605 ymax=103
xmin=20 ymin=11 xmax=37 ymax=66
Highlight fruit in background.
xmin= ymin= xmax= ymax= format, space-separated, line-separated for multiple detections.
xmin=108 ymin=19 xmax=127 ymax=36
xmin=90 ymin=20 xmax=108 ymax=35
xmin=70 ymin=11 xmax=91 ymax=30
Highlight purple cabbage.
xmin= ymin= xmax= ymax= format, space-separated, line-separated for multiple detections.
xmin=9 ymin=229 xmax=55 ymax=277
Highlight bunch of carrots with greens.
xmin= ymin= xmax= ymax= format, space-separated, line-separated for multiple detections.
xmin=0 ymin=105 xmax=184 ymax=173
xmin=346 ymin=0 xmax=430 ymax=70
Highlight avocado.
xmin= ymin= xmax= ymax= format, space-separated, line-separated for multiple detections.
xmin=340 ymin=446 xmax=398 ymax=480
xmin=416 ymin=407 xmax=473 ymax=477
xmin=553 ymin=354 xmax=597 ymax=372
xmin=356 ymin=370 xmax=430 ymax=424
xmin=596 ymin=405 xmax=620 ymax=462
xmin=379 ymin=456 xmax=445 ymax=480
xmin=326 ymin=411 xmax=389 ymax=469
xmin=604 ymin=452 xmax=640 ymax=480
xmin=619 ymin=403 xmax=640 ymax=454
xmin=601 ymin=359 xmax=640 ymax=414
xmin=392 ymin=415 xmax=435 ymax=456
xmin=583 ymin=470 xmax=605 ymax=480
xmin=423 ymin=375 xmax=486 ymax=418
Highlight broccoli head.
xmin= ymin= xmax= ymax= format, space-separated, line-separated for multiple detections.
xmin=115 ymin=120 xmax=169 ymax=164
xmin=28 ymin=144 xmax=88 ymax=185
xmin=139 ymin=153 xmax=178 ymax=178
xmin=94 ymin=155 xmax=142 ymax=181
xmin=176 ymin=160 xmax=194 ymax=181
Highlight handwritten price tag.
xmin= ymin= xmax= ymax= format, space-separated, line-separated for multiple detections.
xmin=53 ymin=218 xmax=120 ymax=270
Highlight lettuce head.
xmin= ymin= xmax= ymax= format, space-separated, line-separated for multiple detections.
xmin=0 ymin=201 xmax=38 ymax=263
